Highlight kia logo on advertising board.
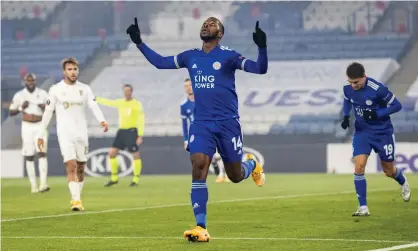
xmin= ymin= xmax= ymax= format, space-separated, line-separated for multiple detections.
xmin=85 ymin=148 xmax=133 ymax=177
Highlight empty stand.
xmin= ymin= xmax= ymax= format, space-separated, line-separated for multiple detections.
xmin=1 ymin=37 xmax=103 ymax=78
xmin=406 ymin=76 xmax=418 ymax=97
xmin=402 ymin=76 xmax=418 ymax=112
xmin=1 ymin=1 xmax=60 ymax=20
xmin=231 ymin=2 xmax=310 ymax=32
xmin=1 ymin=1 xmax=62 ymax=40
xmin=303 ymin=1 xmax=387 ymax=32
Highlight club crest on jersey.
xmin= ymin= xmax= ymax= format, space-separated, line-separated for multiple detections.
xmin=79 ymin=90 xmax=83 ymax=96
xmin=366 ymin=100 xmax=373 ymax=106
xmin=63 ymin=102 xmax=70 ymax=109
xmin=213 ymin=61 xmax=221 ymax=70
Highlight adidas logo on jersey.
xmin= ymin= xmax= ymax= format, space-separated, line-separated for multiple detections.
xmin=192 ymin=64 xmax=197 ymax=69
xmin=193 ymin=203 xmax=200 ymax=209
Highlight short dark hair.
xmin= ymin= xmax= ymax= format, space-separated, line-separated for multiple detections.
xmin=124 ymin=84 xmax=133 ymax=91
xmin=218 ymin=20 xmax=225 ymax=35
xmin=207 ymin=17 xmax=224 ymax=35
xmin=184 ymin=78 xmax=191 ymax=82
xmin=346 ymin=62 xmax=365 ymax=79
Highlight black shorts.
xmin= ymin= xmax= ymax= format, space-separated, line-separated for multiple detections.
xmin=112 ymin=128 xmax=139 ymax=153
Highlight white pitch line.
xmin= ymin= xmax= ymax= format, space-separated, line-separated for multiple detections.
xmin=1 ymin=188 xmax=395 ymax=223
xmin=368 ymin=242 xmax=418 ymax=251
xmin=2 ymin=236 xmax=414 ymax=244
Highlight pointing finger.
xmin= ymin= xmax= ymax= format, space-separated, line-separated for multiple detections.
xmin=255 ymin=21 xmax=259 ymax=30
xmin=134 ymin=17 xmax=138 ymax=27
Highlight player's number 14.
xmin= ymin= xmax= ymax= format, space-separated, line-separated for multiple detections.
xmin=231 ymin=136 xmax=243 ymax=151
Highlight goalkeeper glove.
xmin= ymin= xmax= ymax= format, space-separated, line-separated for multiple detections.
xmin=363 ymin=110 xmax=378 ymax=121
xmin=126 ymin=17 xmax=142 ymax=45
xmin=253 ymin=21 xmax=267 ymax=48
xmin=341 ymin=116 xmax=350 ymax=130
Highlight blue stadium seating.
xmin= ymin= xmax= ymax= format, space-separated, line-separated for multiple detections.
xmin=105 ymin=36 xmax=131 ymax=51
xmin=270 ymin=109 xmax=418 ymax=136
xmin=231 ymin=2 xmax=311 ymax=31
xmin=392 ymin=111 xmax=418 ymax=133
xmin=1 ymin=1 xmax=64 ymax=40
xmin=1 ymin=37 xmax=103 ymax=77
xmin=223 ymin=33 xmax=410 ymax=61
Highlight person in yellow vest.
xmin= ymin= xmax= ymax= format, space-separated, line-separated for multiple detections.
xmin=96 ymin=84 xmax=144 ymax=187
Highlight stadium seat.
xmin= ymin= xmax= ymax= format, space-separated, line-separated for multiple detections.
xmin=1 ymin=37 xmax=102 ymax=77
xmin=303 ymin=1 xmax=387 ymax=32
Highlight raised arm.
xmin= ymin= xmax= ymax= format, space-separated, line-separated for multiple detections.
xmin=376 ymin=86 xmax=402 ymax=118
xmin=237 ymin=48 xmax=268 ymax=74
xmin=137 ymin=43 xmax=183 ymax=69
xmin=96 ymin=97 xmax=121 ymax=108
xmin=127 ymin=17 xmax=186 ymax=70
xmin=234 ymin=21 xmax=268 ymax=74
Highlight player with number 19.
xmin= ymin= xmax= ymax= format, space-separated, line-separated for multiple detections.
xmin=127 ymin=16 xmax=267 ymax=242
xmin=341 ymin=62 xmax=411 ymax=217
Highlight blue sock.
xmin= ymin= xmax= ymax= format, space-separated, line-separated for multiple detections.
xmin=191 ymin=180 xmax=208 ymax=229
xmin=393 ymin=168 xmax=406 ymax=185
xmin=242 ymin=160 xmax=256 ymax=179
xmin=354 ymin=174 xmax=367 ymax=207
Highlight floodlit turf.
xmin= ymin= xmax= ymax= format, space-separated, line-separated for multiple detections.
xmin=2 ymin=174 xmax=418 ymax=251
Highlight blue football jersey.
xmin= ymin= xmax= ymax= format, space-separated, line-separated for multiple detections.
xmin=137 ymin=42 xmax=267 ymax=120
xmin=175 ymin=45 xmax=251 ymax=121
xmin=343 ymin=77 xmax=397 ymax=133
xmin=181 ymin=98 xmax=195 ymax=141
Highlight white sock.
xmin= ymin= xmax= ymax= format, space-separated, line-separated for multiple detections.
xmin=38 ymin=157 xmax=48 ymax=189
xmin=218 ymin=161 xmax=225 ymax=177
xmin=26 ymin=160 xmax=37 ymax=189
xmin=68 ymin=181 xmax=80 ymax=201
xmin=79 ymin=181 xmax=84 ymax=194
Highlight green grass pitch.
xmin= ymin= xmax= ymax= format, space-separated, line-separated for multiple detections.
xmin=2 ymin=174 xmax=418 ymax=250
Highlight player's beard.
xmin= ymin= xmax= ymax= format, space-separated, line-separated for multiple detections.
xmin=66 ymin=76 xmax=77 ymax=84
xmin=200 ymin=31 xmax=219 ymax=42
xmin=26 ymin=86 xmax=35 ymax=93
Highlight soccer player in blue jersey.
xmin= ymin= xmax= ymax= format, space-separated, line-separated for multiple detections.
xmin=181 ymin=78 xmax=229 ymax=183
xmin=127 ymin=17 xmax=267 ymax=241
xmin=340 ymin=62 xmax=411 ymax=217
xmin=181 ymin=78 xmax=195 ymax=150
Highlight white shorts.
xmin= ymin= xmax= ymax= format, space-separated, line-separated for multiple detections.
xmin=58 ymin=138 xmax=89 ymax=163
xmin=22 ymin=125 xmax=48 ymax=156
